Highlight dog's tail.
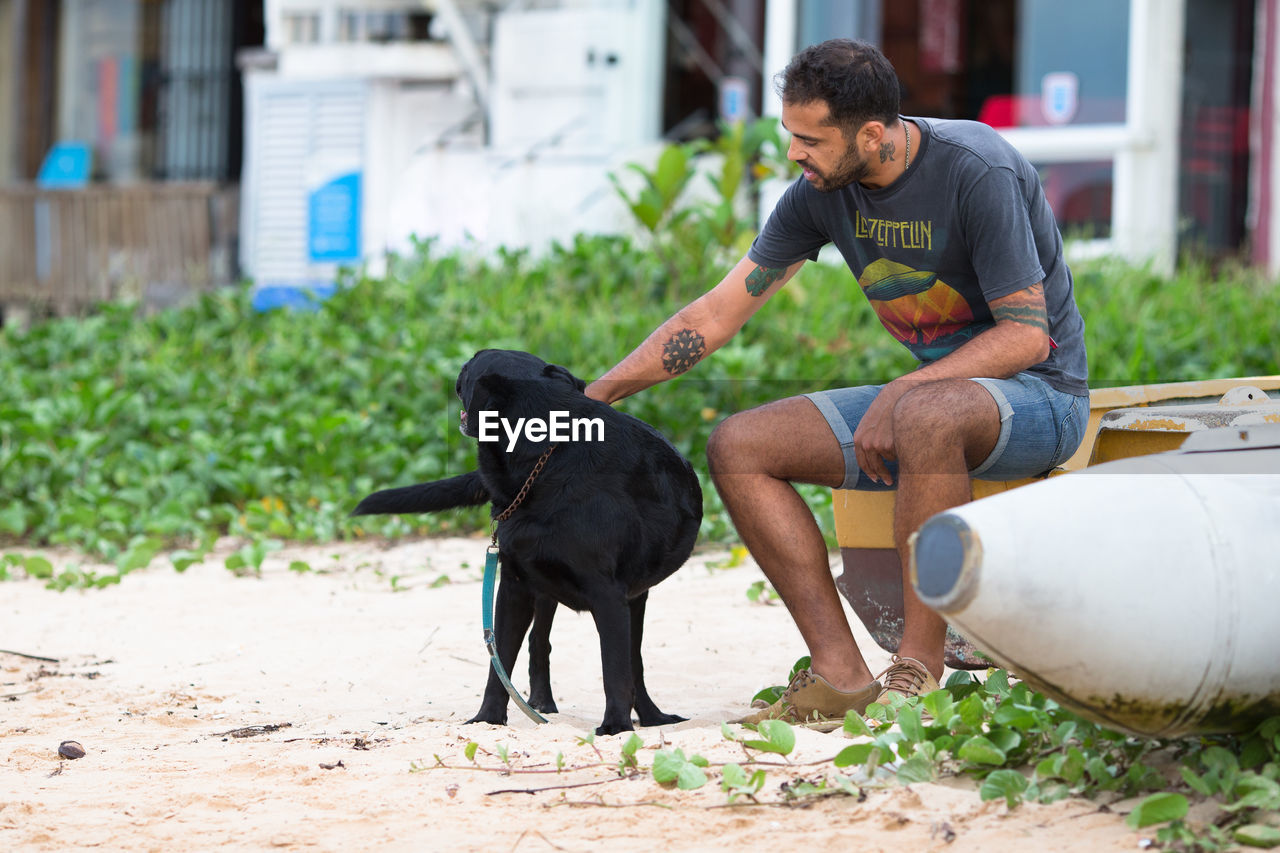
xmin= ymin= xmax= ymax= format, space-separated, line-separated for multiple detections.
xmin=351 ymin=471 xmax=489 ymax=516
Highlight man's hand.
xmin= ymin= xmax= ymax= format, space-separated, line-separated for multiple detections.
xmin=852 ymin=379 xmax=911 ymax=485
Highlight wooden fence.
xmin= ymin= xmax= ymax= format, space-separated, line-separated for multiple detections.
xmin=0 ymin=183 xmax=238 ymax=315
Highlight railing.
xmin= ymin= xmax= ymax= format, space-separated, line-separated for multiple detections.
xmin=0 ymin=183 xmax=238 ymax=314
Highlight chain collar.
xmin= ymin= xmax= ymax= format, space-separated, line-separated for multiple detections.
xmin=490 ymin=444 xmax=558 ymax=544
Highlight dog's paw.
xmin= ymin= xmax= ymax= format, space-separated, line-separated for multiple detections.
xmin=465 ymin=712 xmax=509 ymax=726
xmin=594 ymin=719 xmax=636 ymax=737
xmin=637 ymin=712 xmax=686 ymax=727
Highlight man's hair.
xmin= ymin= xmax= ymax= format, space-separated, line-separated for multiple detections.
xmin=775 ymin=39 xmax=901 ymax=135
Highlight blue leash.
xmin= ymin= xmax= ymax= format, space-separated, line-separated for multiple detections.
xmin=480 ymin=445 xmax=557 ymax=726
xmin=482 ymin=544 xmax=548 ymax=724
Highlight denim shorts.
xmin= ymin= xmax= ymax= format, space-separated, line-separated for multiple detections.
xmin=804 ymin=372 xmax=1090 ymax=491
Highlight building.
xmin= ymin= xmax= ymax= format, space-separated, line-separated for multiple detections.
xmin=0 ymin=0 xmax=264 ymax=315
xmin=2 ymin=0 xmax=1277 ymax=316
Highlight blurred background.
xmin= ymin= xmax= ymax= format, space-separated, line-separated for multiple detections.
xmin=0 ymin=0 xmax=1276 ymax=317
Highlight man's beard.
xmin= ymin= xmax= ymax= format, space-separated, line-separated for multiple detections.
xmin=809 ymin=145 xmax=871 ymax=192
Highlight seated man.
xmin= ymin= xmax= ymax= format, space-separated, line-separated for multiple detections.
xmin=585 ymin=39 xmax=1089 ymax=729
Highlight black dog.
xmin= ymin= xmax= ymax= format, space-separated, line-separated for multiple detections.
xmin=352 ymin=349 xmax=702 ymax=735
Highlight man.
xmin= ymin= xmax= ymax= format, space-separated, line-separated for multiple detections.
xmin=584 ymin=39 xmax=1089 ymax=728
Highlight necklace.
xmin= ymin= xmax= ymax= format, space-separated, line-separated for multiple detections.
xmin=903 ymin=121 xmax=911 ymax=171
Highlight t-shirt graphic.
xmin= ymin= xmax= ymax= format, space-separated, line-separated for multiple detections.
xmin=860 ymin=258 xmax=991 ymax=362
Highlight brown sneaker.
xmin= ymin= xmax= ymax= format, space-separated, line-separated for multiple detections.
xmin=732 ymin=669 xmax=881 ymax=732
xmin=870 ymin=655 xmax=941 ymax=705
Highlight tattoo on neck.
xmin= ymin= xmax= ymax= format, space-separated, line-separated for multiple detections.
xmin=662 ymin=329 xmax=707 ymax=375
xmin=745 ymin=265 xmax=785 ymax=296
xmin=879 ymin=140 xmax=896 ymax=164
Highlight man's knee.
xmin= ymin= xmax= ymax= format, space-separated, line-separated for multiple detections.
xmin=706 ymin=412 xmax=749 ymax=477
xmin=892 ymin=379 xmax=999 ymax=460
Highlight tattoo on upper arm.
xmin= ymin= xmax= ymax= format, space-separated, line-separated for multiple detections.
xmin=661 ymin=329 xmax=707 ymax=375
xmin=879 ymin=140 xmax=896 ymax=164
xmin=745 ymin=265 xmax=785 ymax=296
xmin=991 ymin=284 xmax=1049 ymax=333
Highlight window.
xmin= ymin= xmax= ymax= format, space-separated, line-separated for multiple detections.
xmin=283 ymin=10 xmax=320 ymax=45
xmin=877 ymin=0 xmax=1131 ymax=248
xmin=336 ymin=8 xmax=433 ymax=43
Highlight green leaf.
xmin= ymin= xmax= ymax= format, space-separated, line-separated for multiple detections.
xmin=834 ymin=742 xmax=881 ymax=767
xmin=897 ymin=754 xmax=936 ymax=784
xmin=0 ymin=504 xmax=28 ymax=536
xmin=621 ymin=733 xmax=643 ymax=760
xmin=750 ymin=685 xmax=783 ymax=705
xmin=464 ymin=741 xmax=478 ymax=762
xmin=23 ymin=555 xmax=53 ymax=579
xmin=1179 ymin=764 xmax=1214 ymax=796
xmin=116 ymin=537 xmax=164 ymax=574
xmin=897 ymin=705 xmax=926 ymax=743
xmin=921 ymin=690 xmax=956 ymax=727
xmin=984 ymin=670 xmax=1012 ymax=697
xmin=957 ymin=735 xmax=1007 ymax=766
xmin=1224 ymin=775 xmax=1280 ymax=812
xmin=842 ymin=709 xmax=873 ymax=738
xmin=993 ymin=703 xmax=1038 ymax=730
xmin=979 ymin=769 xmax=1030 ymax=808
xmin=1060 ymin=747 xmax=1086 ymax=785
xmin=986 ymin=727 xmax=1023 ymax=755
xmin=719 ymin=762 xmax=767 ymax=801
xmin=1125 ymin=792 xmax=1189 ymax=829
xmin=169 ymin=549 xmax=204 ymax=573
xmin=1235 ymin=824 xmax=1280 ymax=848
xmin=653 ymin=146 xmax=693 ymax=205
xmin=651 ymin=749 xmax=708 ymax=790
xmin=720 ymin=762 xmax=747 ymax=788
xmin=743 ymin=719 xmax=796 ymax=755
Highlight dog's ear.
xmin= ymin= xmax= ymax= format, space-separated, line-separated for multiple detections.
xmin=543 ymin=363 xmax=586 ymax=392
xmin=476 ymin=373 xmax=514 ymax=403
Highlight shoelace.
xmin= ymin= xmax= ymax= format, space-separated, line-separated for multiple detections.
xmin=878 ymin=656 xmax=931 ymax=694
xmin=781 ymin=670 xmax=816 ymax=700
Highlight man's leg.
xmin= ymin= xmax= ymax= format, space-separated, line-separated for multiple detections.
xmin=890 ymin=379 xmax=1001 ymax=680
xmin=707 ymin=396 xmax=876 ymax=692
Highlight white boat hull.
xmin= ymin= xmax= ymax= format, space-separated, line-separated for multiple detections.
xmin=910 ymin=424 xmax=1280 ymax=737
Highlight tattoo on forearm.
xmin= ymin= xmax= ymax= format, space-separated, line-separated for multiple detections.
xmin=661 ymin=329 xmax=707 ymax=375
xmin=745 ymin=265 xmax=785 ymax=296
xmin=879 ymin=140 xmax=896 ymax=164
xmin=992 ymin=303 xmax=1049 ymax=333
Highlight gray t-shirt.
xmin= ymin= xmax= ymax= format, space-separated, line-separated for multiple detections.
xmin=748 ymin=116 xmax=1088 ymax=396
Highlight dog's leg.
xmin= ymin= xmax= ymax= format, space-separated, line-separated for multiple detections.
xmin=467 ymin=570 xmax=536 ymax=726
xmin=590 ymin=596 xmax=637 ymax=736
xmin=627 ymin=591 xmax=686 ymax=727
xmin=525 ymin=594 xmax=558 ymax=714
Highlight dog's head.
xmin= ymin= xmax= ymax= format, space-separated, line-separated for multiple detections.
xmin=456 ymin=349 xmax=586 ymax=438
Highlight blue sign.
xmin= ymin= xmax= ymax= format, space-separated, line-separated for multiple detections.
xmin=308 ymin=171 xmax=362 ymax=262
xmin=37 ymin=142 xmax=92 ymax=188
xmin=252 ymin=281 xmax=338 ymax=313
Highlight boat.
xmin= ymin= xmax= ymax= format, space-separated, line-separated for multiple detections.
xmin=831 ymin=376 xmax=1280 ymax=736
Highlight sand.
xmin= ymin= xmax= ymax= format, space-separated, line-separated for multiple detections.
xmin=2 ymin=537 xmax=1150 ymax=851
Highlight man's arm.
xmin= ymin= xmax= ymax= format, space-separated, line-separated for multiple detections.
xmin=852 ymin=282 xmax=1052 ymax=484
xmin=585 ymin=255 xmax=806 ymax=404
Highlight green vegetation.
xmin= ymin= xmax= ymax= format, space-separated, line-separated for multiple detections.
xmin=427 ymin=666 xmax=1280 ymax=848
xmin=2 ymin=232 xmax=1278 ymax=585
